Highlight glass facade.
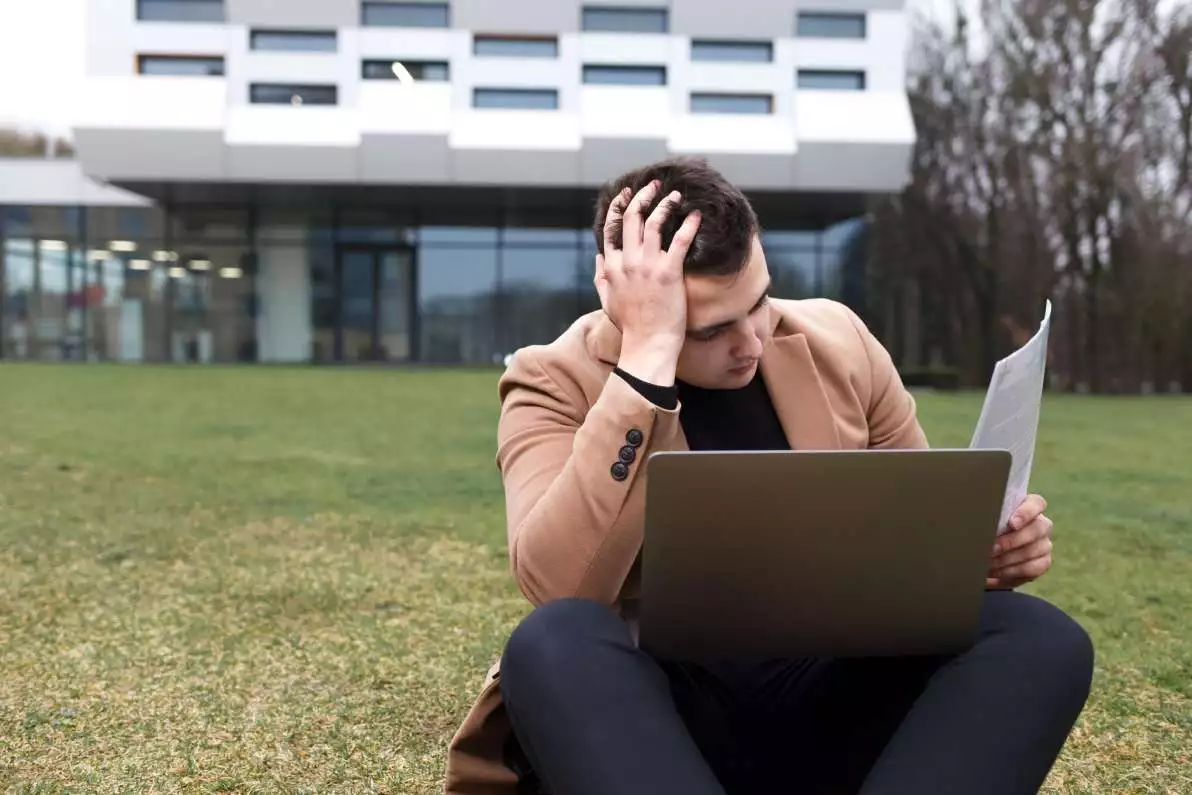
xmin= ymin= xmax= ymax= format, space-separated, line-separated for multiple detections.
xmin=0 ymin=200 xmax=869 ymax=365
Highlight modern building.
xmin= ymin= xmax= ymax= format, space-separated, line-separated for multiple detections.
xmin=0 ymin=0 xmax=914 ymax=364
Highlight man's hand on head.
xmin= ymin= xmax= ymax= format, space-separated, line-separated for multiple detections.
xmin=986 ymin=493 xmax=1053 ymax=590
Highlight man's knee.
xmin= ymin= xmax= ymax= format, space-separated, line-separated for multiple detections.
xmin=987 ymin=591 xmax=1095 ymax=705
xmin=500 ymin=598 xmax=625 ymax=699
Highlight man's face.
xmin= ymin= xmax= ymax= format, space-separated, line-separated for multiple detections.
xmin=675 ymin=236 xmax=774 ymax=389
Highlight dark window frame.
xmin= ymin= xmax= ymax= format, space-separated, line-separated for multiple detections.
xmin=136 ymin=0 xmax=225 ymax=23
xmin=796 ymin=69 xmax=867 ymax=91
xmin=690 ymin=39 xmax=774 ymax=63
xmin=473 ymin=35 xmax=559 ymax=58
xmin=795 ymin=11 xmax=867 ymax=39
xmin=249 ymin=83 xmax=339 ymax=106
xmin=580 ymin=6 xmax=669 ymax=33
xmin=689 ymin=92 xmax=774 ymax=115
xmin=581 ymin=64 xmax=667 ymax=86
xmin=361 ymin=1 xmax=450 ymax=28
xmin=136 ymin=54 xmax=226 ymax=76
xmin=249 ymin=29 xmax=338 ymax=53
xmin=362 ymin=59 xmax=450 ymax=81
xmin=472 ymin=87 xmax=560 ymax=110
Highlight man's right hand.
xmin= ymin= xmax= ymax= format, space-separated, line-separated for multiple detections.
xmin=595 ymin=180 xmax=702 ymax=386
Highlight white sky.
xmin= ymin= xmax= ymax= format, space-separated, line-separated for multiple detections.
xmin=0 ymin=0 xmax=967 ymax=138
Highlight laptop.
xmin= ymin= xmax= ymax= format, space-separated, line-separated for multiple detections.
xmin=637 ymin=448 xmax=1012 ymax=661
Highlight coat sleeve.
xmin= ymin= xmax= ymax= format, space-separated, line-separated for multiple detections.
xmin=494 ymin=347 xmax=683 ymax=606
xmin=844 ymin=308 xmax=930 ymax=450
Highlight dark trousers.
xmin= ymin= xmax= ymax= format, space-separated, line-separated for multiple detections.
xmin=499 ymin=591 xmax=1094 ymax=795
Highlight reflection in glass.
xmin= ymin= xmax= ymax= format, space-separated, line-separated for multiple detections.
xmin=86 ymin=255 xmax=127 ymax=361
xmin=310 ymin=251 xmax=337 ymax=363
xmin=690 ymin=93 xmax=773 ymax=114
xmin=795 ymin=12 xmax=866 ymax=39
xmin=379 ymin=250 xmax=414 ymax=362
xmin=2 ymin=240 xmax=35 ymax=358
xmin=472 ymin=88 xmax=558 ymax=110
xmin=250 ymin=84 xmax=338 ymax=105
xmin=765 ymin=247 xmax=818 ymax=299
xmin=5 ymin=206 xmax=81 ymax=241
xmin=419 ymin=246 xmax=498 ymax=364
xmin=341 ymin=250 xmax=374 ymax=362
xmin=250 ymin=30 xmax=337 ymax=52
xmin=86 ymin=206 xmax=166 ymax=243
xmin=171 ymin=205 xmax=250 ymax=241
xmin=362 ymin=59 xmax=449 ymax=81
xmin=690 ymin=40 xmax=773 ymax=62
xmin=136 ymin=0 xmax=224 ymax=23
xmin=581 ymin=7 xmax=668 ymax=33
xmin=138 ymin=55 xmax=225 ymax=76
xmin=474 ymin=36 xmax=558 ymax=58
xmin=420 ymin=227 xmax=499 ymax=245
xmin=797 ymin=70 xmax=866 ymax=92
xmin=361 ymin=1 xmax=449 ymax=28
xmin=579 ymin=237 xmax=601 ymax=316
xmin=582 ymin=65 xmax=667 ymax=85
xmin=501 ymin=247 xmax=582 ymax=353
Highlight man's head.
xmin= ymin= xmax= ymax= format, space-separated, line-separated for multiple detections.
xmin=592 ymin=157 xmax=773 ymax=389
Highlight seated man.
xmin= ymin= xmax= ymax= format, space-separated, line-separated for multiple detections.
xmin=444 ymin=157 xmax=1093 ymax=795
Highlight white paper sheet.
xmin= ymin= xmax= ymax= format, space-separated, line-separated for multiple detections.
xmin=970 ymin=300 xmax=1053 ymax=533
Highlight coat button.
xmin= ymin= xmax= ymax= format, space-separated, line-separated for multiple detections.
xmin=610 ymin=462 xmax=629 ymax=481
xmin=618 ymin=445 xmax=636 ymax=464
xmin=626 ymin=428 xmax=644 ymax=447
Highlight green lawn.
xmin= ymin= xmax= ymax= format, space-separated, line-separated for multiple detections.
xmin=0 ymin=364 xmax=1188 ymax=794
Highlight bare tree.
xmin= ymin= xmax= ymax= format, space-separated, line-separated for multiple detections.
xmin=870 ymin=0 xmax=1192 ymax=394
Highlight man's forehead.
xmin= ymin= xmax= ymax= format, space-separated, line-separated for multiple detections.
xmin=685 ymin=248 xmax=770 ymax=328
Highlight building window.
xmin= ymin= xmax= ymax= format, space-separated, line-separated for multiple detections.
xmin=473 ymin=35 xmax=559 ymax=58
xmin=137 ymin=55 xmax=225 ymax=76
xmin=250 ymin=83 xmax=338 ymax=105
xmin=581 ymin=6 xmax=668 ymax=33
xmin=797 ymin=69 xmax=866 ymax=91
xmin=690 ymin=93 xmax=772 ymax=114
xmin=249 ymin=30 xmax=337 ymax=52
xmin=582 ymin=64 xmax=666 ymax=85
xmin=690 ymin=40 xmax=773 ymax=62
xmin=136 ymin=0 xmax=224 ymax=23
xmin=362 ymin=59 xmax=450 ymax=81
xmin=362 ymin=2 xmax=449 ymax=28
xmin=795 ymin=12 xmax=866 ymax=39
xmin=473 ymin=88 xmax=559 ymax=110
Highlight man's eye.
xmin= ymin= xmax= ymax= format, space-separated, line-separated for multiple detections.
xmin=690 ymin=329 xmax=721 ymax=342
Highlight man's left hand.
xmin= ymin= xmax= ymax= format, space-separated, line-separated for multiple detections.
xmin=987 ymin=493 xmax=1053 ymax=589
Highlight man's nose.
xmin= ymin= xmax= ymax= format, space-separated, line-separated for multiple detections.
xmin=736 ymin=325 xmax=764 ymax=358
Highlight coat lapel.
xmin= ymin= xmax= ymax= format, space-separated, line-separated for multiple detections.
xmin=760 ymin=324 xmax=844 ymax=451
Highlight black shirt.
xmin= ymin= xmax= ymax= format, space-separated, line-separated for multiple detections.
xmin=614 ymin=367 xmax=789 ymax=452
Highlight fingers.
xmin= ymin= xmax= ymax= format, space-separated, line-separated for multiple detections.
xmin=622 ymin=180 xmax=660 ymax=252
xmin=643 ymin=190 xmax=681 ymax=252
xmin=594 ymin=254 xmax=610 ymax=310
xmin=993 ymin=514 xmax=1052 ymax=555
xmin=603 ymin=188 xmax=632 ymax=252
xmin=990 ymin=550 xmax=1052 ymax=584
xmin=668 ymin=208 xmax=702 ymax=262
xmin=1009 ymin=493 xmax=1048 ymax=531
xmin=992 ymin=534 xmax=1053 ymax=570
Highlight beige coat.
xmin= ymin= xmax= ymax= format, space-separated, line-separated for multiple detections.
xmin=442 ymin=298 xmax=929 ymax=793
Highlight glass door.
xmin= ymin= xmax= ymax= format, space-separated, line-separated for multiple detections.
xmin=334 ymin=246 xmax=414 ymax=363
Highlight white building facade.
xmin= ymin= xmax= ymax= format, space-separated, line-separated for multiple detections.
xmin=0 ymin=0 xmax=915 ymax=365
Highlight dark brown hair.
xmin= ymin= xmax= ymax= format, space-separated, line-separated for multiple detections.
xmin=592 ymin=156 xmax=759 ymax=277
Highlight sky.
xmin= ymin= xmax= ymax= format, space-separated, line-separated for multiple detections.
xmin=0 ymin=0 xmax=967 ymax=138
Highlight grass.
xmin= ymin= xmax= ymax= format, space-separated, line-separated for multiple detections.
xmin=0 ymin=363 xmax=1189 ymax=794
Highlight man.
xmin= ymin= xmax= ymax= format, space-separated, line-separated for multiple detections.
xmin=444 ymin=157 xmax=1093 ymax=795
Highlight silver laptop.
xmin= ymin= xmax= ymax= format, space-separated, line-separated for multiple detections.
xmin=637 ymin=448 xmax=1012 ymax=661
